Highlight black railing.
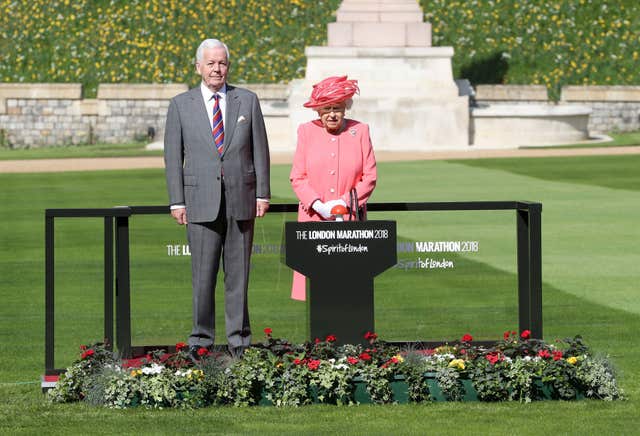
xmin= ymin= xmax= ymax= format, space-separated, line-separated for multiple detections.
xmin=45 ymin=201 xmax=542 ymax=375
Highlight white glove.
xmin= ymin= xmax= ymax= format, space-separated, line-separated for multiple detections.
xmin=311 ymin=200 xmax=333 ymax=219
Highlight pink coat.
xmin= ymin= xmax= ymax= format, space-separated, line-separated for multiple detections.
xmin=289 ymin=119 xmax=377 ymax=300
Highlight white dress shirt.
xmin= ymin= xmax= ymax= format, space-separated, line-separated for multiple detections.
xmin=200 ymin=82 xmax=226 ymax=130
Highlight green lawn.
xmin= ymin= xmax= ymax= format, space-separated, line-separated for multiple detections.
xmin=1 ymin=154 xmax=639 ymax=434
xmin=0 ymin=142 xmax=161 ymax=160
xmin=522 ymin=130 xmax=640 ymax=149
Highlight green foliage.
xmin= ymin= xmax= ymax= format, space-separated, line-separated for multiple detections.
xmin=505 ymin=357 xmax=543 ymax=403
xmin=1 ymin=0 xmax=637 ymax=100
xmin=469 ymin=359 xmax=510 ymax=402
xmin=421 ymin=0 xmax=640 ymax=99
xmin=0 ymin=0 xmax=341 ymax=97
xmin=46 ymin=342 xmax=117 ymax=403
xmin=575 ymin=356 xmax=623 ymax=401
xmin=435 ymin=367 xmax=465 ymax=401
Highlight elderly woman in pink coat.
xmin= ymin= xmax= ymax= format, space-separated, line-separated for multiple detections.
xmin=289 ymin=76 xmax=378 ymax=300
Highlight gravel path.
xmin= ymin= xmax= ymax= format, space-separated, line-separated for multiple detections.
xmin=1 ymin=146 xmax=639 ymax=173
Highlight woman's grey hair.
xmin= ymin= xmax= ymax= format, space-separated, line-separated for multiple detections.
xmin=195 ymin=39 xmax=230 ymax=63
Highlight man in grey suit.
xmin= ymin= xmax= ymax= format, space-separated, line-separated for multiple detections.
xmin=164 ymin=38 xmax=270 ymax=359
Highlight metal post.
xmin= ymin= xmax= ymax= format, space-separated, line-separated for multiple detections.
xmin=528 ymin=204 xmax=543 ymax=339
xmin=517 ymin=204 xmax=543 ymax=339
xmin=104 ymin=217 xmax=114 ymax=350
xmin=45 ymin=215 xmax=55 ymax=374
xmin=517 ymin=208 xmax=530 ymax=334
xmin=115 ymin=214 xmax=131 ymax=358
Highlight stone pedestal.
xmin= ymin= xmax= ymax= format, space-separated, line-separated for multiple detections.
xmin=287 ymin=0 xmax=469 ymax=151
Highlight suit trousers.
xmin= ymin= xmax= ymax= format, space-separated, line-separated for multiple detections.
xmin=186 ymin=199 xmax=254 ymax=351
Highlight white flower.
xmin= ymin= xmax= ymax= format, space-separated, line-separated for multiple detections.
xmin=141 ymin=363 xmax=164 ymax=375
xmin=435 ymin=353 xmax=455 ymax=362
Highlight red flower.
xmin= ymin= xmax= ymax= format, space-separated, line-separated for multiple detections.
xmin=264 ymin=327 xmax=273 ymax=336
xmin=325 ymin=334 xmax=337 ymax=343
xmin=552 ymin=350 xmax=563 ymax=361
xmin=197 ymin=347 xmax=209 ymax=357
xmin=81 ymin=349 xmax=95 ymax=360
xmin=486 ymin=352 xmax=502 ymax=365
xmin=359 ymin=352 xmax=372 ymax=361
xmin=461 ymin=333 xmax=473 ymax=342
xmin=293 ymin=358 xmax=303 ymax=365
xmin=314 ymin=338 xmax=321 ymax=344
xmin=538 ymin=349 xmax=551 ymax=359
xmin=307 ymin=359 xmax=321 ymax=370
xmin=520 ymin=330 xmax=531 ymax=340
xmin=175 ymin=342 xmax=187 ymax=352
xmin=347 ymin=356 xmax=359 ymax=365
xmin=364 ymin=331 xmax=378 ymax=341
xmin=79 ymin=345 xmax=87 ymax=351
xmin=503 ymin=331 xmax=510 ymax=340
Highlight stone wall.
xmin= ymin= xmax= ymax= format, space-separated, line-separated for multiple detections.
xmin=476 ymin=85 xmax=640 ymax=134
xmin=0 ymin=84 xmax=88 ymax=147
xmin=0 ymin=83 xmax=288 ymax=148
xmin=1 ymin=83 xmax=639 ymax=149
xmin=561 ymin=86 xmax=640 ymax=134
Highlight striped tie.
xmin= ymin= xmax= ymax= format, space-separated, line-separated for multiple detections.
xmin=212 ymin=94 xmax=224 ymax=154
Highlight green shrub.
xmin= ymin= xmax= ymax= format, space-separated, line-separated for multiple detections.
xmin=0 ymin=0 xmax=340 ymax=97
xmin=422 ymin=0 xmax=640 ymax=99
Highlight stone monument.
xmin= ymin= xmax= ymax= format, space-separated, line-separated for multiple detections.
xmin=288 ymin=0 xmax=469 ymax=151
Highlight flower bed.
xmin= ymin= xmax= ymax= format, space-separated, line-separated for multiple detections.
xmin=48 ymin=330 xmax=623 ymax=408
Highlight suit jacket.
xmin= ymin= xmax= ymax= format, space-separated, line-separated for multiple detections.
xmin=164 ymin=85 xmax=270 ymax=222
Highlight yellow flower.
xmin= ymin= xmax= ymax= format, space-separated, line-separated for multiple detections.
xmin=393 ymin=354 xmax=404 ymax=363
xmin=567 ymin=356 xmax=578 ymax=365
xmin=449 ymin=359 xmax=466 ymax=370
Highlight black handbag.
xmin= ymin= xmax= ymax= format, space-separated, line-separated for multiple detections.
xmin=348 ymin=188 xmax=367 ymax=221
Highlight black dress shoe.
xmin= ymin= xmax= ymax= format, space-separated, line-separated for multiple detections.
xmin=188 ymin=345 xmax=200 ymax=361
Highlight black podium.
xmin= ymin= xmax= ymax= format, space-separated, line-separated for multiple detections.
xmin=285 ymin=220 xmax=397 ymax=344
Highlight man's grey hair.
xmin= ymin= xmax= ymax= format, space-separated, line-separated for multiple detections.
xmin=195 ymin=39 xmax=230 ymax=63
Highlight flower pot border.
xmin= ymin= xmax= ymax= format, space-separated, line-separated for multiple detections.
xmin=47 ymin=330 xmax=622 ymax=408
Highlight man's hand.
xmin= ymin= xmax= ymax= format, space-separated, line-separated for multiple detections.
xmin=256 ymin=200 xmax=269 ymax=218
xmin=171 ymin=207 xmax=188 ymax=225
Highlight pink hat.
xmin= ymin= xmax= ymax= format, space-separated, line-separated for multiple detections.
xmin=303 ymin=75 xmax=359 ymax=109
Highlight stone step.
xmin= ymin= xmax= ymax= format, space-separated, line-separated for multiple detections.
xmin=336 ymin=11 xmax=424 ymax=22
xmin=338 ymin=0 xmax=421 ymax=8
xmin=328 ymin=21 xmax=431 ymax=47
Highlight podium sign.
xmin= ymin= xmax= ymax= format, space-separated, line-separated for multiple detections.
xmin=285 ymin=220 xmax=397 ymax=344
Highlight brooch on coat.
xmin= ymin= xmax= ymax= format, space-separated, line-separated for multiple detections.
xmin=349 ymin=128 xmax=357 ymax=136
